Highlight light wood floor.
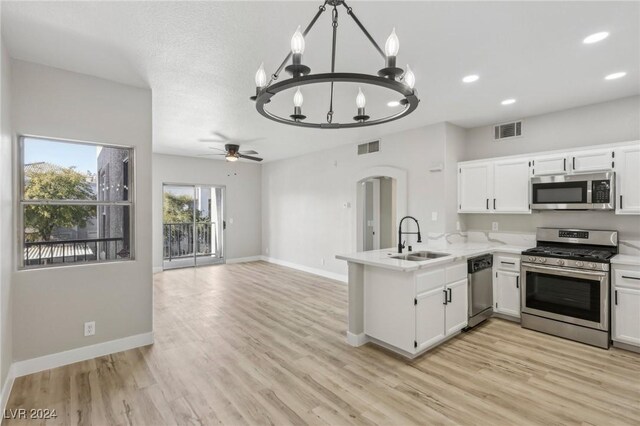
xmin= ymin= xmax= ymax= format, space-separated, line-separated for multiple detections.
xmin=5 ymin=261 xmax=640 ymax=425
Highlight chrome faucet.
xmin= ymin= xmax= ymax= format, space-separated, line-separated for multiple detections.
xmin=398 ymin=216 xmax=422 ymax=253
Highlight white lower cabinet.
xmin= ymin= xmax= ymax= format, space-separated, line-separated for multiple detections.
xmin=445 ymin=279 xmax=469 ymax=335
xmin=415 ymin=287 xmax=446 ymax=350
xmin=364 ymin=261 xmax=468 ymax=356
xmin=415 ymin=265 xmax=468 ymax=352
xmin=612 ymin=267 xmax=640 ymax=348
xmin=493 ymin=254 xmax=521 ymax=319
xmin=494 ymin=271 xmax=520 ymax=317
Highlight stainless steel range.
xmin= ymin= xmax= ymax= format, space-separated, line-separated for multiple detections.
xmin=521 ymin=228 xmax=618 ymax=349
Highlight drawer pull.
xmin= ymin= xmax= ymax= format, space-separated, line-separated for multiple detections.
xmin=501 ymin=261 xmax=516 ymax=265
xmin=621 ymin=275 xmax=640 ymax=281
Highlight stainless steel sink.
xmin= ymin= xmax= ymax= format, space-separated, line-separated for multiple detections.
xmin=390 ymin=251 xmax=450 ymax=261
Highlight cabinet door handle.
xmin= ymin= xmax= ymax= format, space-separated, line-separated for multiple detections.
xmin=572 ymin=157 xmax=576 ymax=170
xmin=622 ymin=275 xmax=640 ymax=281
xmin=615 ymin=290 xmax=618 ymax=305
xmin=493 ymin=198 xmax=496 ymax=210
xmin=563 ymin=158 xmax=566 ymax=171
xmin=443 ymin=290 xmax=448 ymax=305
xmin=447 ymin=288 xmax=452 ymax=303
xmin=620 ymin=195 xmax=623 ymax=210
xmin=486 ymin=199 xmax=489 ymax=210
xmin=516 ymin=276 xmax=519 ymax=289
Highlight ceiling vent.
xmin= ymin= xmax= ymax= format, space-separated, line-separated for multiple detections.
xmin=494 ymin=120 xmax=522 ymax=140
xmin=358 ymin=140 xmax=380 ymax=155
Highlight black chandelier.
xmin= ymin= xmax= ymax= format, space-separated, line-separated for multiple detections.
xmin=250 ymin=0 xmax=420 ymax=129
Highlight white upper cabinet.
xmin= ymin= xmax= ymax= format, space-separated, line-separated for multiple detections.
xmin=458 ymin=162 xmax=493 ymax=213
xmin=458 ymin=141 xmax=638 ymax=215
xmin=571 ymin=148 xmax=614 ymax=173
xmin=493 ymin=158 xmax=531 ymax=213
xmin=615 ymin=144 xmax=640 ymax=214
xmin=531 ymin=154 xmax=568 ymax=176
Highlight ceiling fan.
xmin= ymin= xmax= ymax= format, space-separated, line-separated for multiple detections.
xmin=199 ymin=144 xmax=263 ymax=162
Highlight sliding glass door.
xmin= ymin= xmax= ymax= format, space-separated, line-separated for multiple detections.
xmin=162 ymin=184 xmax=224 ymax=270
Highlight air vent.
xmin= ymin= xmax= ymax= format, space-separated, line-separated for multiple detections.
xmin=494 ymin=120 xmax=522 ymax=140
xmin=357 ymin=140 xmax=380 ymax=155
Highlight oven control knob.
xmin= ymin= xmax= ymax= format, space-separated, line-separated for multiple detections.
xmin=528 ymin=256 xmax=535 ymax=262
xmin=576 ymin=261 xmax=584 ymax=267
xmin=556 ymin=259 xmax=565 ymax=266
xmin=539 ymin=257 xmax=547 ymax=263
xmin=589 ymin=263 xmax=597 ymax=269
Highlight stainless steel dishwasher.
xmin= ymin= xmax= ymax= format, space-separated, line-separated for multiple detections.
xmin=466 ymin=254 xmax=494 ymax=328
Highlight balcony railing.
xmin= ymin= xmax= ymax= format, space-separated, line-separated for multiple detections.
xmin=24 ymin=237 xmax=127 ymax=266
xmin=163 ymin=222 xmax=217 ymax=260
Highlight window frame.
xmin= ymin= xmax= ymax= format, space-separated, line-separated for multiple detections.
xmin=18 ymin=135 xmax=136 ymax=270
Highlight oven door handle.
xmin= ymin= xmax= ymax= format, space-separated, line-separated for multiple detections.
xmin=521 ymin=263 xmax=608 ymax=278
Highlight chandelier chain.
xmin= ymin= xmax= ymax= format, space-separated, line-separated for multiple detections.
xmin=327 ymin=5 xmax=339 ymax=123
xmin=342 ymin=0 xmax=385 ymax=59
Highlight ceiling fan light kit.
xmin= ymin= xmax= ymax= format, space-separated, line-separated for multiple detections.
xmin=251 ymin=0 xmax=420 ymax=129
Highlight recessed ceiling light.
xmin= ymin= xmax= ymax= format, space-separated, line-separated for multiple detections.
xmin=605 ymin=71 xmax=627 ymax=80
xmin=583 ymin=32 xmax=609 ymax=44
xmin=387 ymin=101 xmax=401 ymax=107
xmin=462 ymin=75 xmax=479 ymax=83
xmin=501 ymin=98 xmax=516 ymax=105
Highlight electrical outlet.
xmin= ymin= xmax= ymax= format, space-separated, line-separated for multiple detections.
xmin=84 ymin=321 xmax=95 ymax=337
xmin=431 ymin=212 xmax=438 ymax=221
xmin=265 ymin=247 xmax=269 ymax=254
xmin=456 ymin=221 xmax=461 ymax=231
xmin=492 ymin=222 xmax=499 ymax=231
xmin=321 ymin=258 xmax=325 ymax=266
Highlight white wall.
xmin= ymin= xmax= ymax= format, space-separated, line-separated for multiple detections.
xmin=262 ymin=122 xmax=463 ymax=278
xmin=462 ymin=96 xmax=640 ymax=240
xmin=463 ymin=96 xmax=640 ymax=161
xmin=0 ymin=40 xmax=14 ymax=386
xmin=11 ymin=60 xmax=153 ymax=361
xmin=152 ymin=154 xmax=262 ymax=269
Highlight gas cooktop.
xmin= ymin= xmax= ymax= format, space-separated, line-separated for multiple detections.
xmin=522 ymin=246 xmax=615 ymax=262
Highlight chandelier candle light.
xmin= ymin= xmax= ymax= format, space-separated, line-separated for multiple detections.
xmin=250 ymin=0 xmax=420 ymax=129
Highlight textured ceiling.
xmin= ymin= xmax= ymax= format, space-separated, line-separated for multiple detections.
xmin=2 ymin=1 xmax=639 ymax=162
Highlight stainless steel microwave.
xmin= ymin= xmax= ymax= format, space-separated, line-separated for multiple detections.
xmin=530 ymin=172 xmax=615 ymax=210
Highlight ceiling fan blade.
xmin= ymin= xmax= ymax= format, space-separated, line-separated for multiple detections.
xmin=208 ymin=147 xmax=227 ymax=152
xmin=239 ymin=150 xmax=258 ymax=155
xmin=199 ymin=139 xmax=226 ymax=143
xmin=238 ymin=154 xmax=263 ymax=162
xmin=197 ymin=153 xmax=225 ymax=157
xmin=233 ymin=137 xmax=264 ymax=143
xmin=213 ymin=131 xmax=230 ymax=141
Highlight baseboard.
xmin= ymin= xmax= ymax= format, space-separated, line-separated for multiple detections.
xmin=262 ymin=256 xmax=347 ymax=283
xmin=0 ymin=364 xmax=16 ymax=414
xmin=226 ymin=256 xmax=263 ymax=264
xmin=346 ymin=331 xmax=368 ymax=347
xmin=11 ymin=331 xmax=154 ymax=378
xmin=152 ymin=266 xmax=163 ymax=274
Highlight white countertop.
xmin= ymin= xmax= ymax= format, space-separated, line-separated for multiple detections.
xmin=336 ymin=242 xmax=532 ymax=272
xmin=611 ymin=254 xmax=640 ymax=266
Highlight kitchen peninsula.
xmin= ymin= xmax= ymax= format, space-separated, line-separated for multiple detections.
xmin=336 ymin=242 xmax=531 ymax=357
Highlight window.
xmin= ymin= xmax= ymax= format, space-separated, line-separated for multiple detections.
xmin=19 ymin=136 xmax=134 ymax=269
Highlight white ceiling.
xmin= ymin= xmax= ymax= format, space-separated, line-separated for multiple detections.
xmin=2 ymin=1 xmax=638 ymax=162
